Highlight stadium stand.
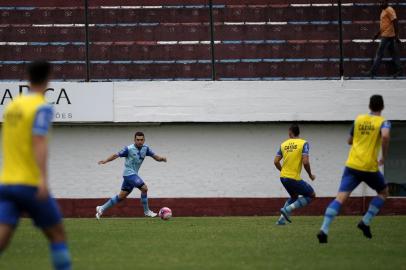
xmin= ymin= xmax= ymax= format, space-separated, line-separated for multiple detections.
xmin=0 ymin=0 xmax=404 ymax=80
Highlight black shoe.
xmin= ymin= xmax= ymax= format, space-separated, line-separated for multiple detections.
xmin=361 ymin=71 xmax=374 ymax=78
xmin=357 ymin=221 xmax=372 ymax=239
xmin=317 ymin=231 xmax=328 ymax=244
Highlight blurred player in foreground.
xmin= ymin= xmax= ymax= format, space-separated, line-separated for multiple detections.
xmin=0 ymin=61 xmax=71 ymax=270
xmin=318 ymin=95 xmax=391 ymax=243
xmin=274 ymin=124 xmax=316 ymax=225
xmin=96 ymin=132 xmax=167 ymax=218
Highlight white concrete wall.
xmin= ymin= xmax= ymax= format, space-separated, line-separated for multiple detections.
xmin=115 ymin=80 xmax=406 ymax=122
xmin=2 ymin=80 xmax=405 ymax=123
xmin=0 ymin=123 xmax=377 ymax=198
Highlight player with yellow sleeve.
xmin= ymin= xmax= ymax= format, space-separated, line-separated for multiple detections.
xmin=274 ymin=124 xmax=316 ymax=225
xmin=318 ymin=95 xmax=391 ymax=244
xmin=0 ymin=61 xmax=71 ymax=270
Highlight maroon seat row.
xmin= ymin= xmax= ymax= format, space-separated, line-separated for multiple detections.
xmin=0 ymin=0 xmax=386 ymax=7
xmin=4 ymin=23 xmax=404 ymax=42
xmin=4 ymin=42 xmax=404 ymax=61
xmin=3 ymin=6 xmax=402 ymax=25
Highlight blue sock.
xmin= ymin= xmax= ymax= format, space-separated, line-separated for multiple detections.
xmin=278 ymin=198 xmax=295 ymax=222
xmin=362 ymin=196 xmax=385 ymax=225
xmin=320 ymin=200 xmax=342 ymax=234
xmin=50 ymin=242 xmax=71 ymax=270
xmin=141 ymin=193 xmax=149 ymax=213
xmin=285 ymin=196 xmax=312 ymax=213
xmin=101 ymin=195 xmax=120 ymax=212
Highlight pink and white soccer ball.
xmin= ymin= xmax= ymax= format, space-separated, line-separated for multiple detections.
xmin=159 ymin=207 xmax=172 ymax=220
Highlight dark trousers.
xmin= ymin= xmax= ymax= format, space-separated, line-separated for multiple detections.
xmin=370 ymin=37 xmax=403 ymax=75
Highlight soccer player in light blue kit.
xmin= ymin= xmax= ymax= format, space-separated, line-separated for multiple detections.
xmin=96 ymin=131 xmax=167 ymax=218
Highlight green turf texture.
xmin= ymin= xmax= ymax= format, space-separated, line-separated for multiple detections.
xmin=0 ymin=216 xmax=405 ymax=270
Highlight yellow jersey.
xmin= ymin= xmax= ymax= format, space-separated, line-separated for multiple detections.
xmin=0 ymin=93 xmax=53 ymax=186
xmin=277 ymin=138 xmax=309 ymax=180
xmin=345 ymin=114 xmax=390 ymax=172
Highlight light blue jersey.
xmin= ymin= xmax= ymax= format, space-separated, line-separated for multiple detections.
xmin=118 ymin=144 xmax=155 ymax=176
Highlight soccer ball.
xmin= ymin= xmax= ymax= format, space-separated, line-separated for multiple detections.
xmin=159 ymin=207 xmax=172 ymax=220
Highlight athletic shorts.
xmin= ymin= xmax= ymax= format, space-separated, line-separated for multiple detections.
xmin=121 ymin=174 xmax=145 ymax=193
xmin=339 ymin=167 xmax=387 ymax=193
xmin=280 ymin=177 xmax=315 ymax=198
xmin=0 ymin=185 xmax=62 ymax=228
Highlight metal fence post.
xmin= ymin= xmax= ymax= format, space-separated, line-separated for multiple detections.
xmin=84 ymin=0 xmax=90 ymax=81
xmin=209 ymin=0 xmax=216 ymax=81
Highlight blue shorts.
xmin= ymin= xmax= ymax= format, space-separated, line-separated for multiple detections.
xmin=121 ymin=174 xmax=145 ymax=193
xmin=280 ymin=178 xmax=315 ymax=198
xmin=0 ymin=185 xmax=62 ymax=228
xmin=339 ymin=167 xmax=387 ymax=193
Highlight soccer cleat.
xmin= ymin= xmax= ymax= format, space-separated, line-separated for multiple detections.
xmin=317 ymin=231 xmax=328 ymax=244
xmin=276 ymin=220 xmax=287 ymax=226
xmin=280 ymin=208 xmax=292 ymax=223
xmin=96 ymin=206 xmax=103 ymax=220
xmin=144 ymin=210 xmax=157 ymax=218
xmin=357 ymin=221 xmax=372 ymax=239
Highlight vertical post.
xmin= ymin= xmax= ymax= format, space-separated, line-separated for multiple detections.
xmin=84 ymin=0 xmax=90 ymax=82
xmin=338 ymin=0 xmax=344 ymax=78
xmin=209 ymin=0 xmax=216 ymax=81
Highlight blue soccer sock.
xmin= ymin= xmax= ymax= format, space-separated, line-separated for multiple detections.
xmin=285 ymin=196 xmax=312 ymax=213
xmin=50 ymin=242 xmax=71 ymax=270
xmin=141 ymin=192 xmax=149 ymax=213
xmin=278 ymin=198 xmax=295 ymax=222
xmin=100 ymin=195 xmax=120 ymax=212
xmin=362 ymin=196 xmax=385 ymax=225
xmin=320 ymin=200 xmax=342 ymax=234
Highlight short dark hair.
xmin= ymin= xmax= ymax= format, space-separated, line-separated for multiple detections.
xmin=289 ymin=124 xmax=300 ymax=137
xmin=134 ymin=131 xmax=145 ymax=138
xmin=369 ymin=95 xmax=384 ymax=112
xmin=28 ymin=60 xmax=51 ymax=85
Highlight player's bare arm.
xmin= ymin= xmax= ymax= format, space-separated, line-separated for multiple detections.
xmin=33 ymin=135 xmax=49 ymax=200
xmin=302 ymin=155 xmax=316 ymax=181
xmin=152 ymin=154 xmax=167 ymax=162
xmin=379 ymin=128 xmax=390 ymax=166
xmin=98 ymin=153 xmax=119 ymax=165
xmin=273 ymin=156 xmax=282 ymax=171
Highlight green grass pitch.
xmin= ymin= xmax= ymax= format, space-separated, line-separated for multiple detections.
xmin=1 ymin=216 xmax=405 ymax=270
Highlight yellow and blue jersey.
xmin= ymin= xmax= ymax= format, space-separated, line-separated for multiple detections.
xmin=0 ymin=93 xmax=53 ymax=186
xmin=345 ymin=114 xmax=391 ymax=172
xmin=276 ymin=138 xmax=309 ymax=181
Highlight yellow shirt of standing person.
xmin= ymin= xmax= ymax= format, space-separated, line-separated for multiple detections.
xmin=345 ymin=114 xmax=390 ymax=172
xmin=277 ymin=138 xmax=309 ymax=181
xmin=0 ymin=93 xmax=53 ymax=186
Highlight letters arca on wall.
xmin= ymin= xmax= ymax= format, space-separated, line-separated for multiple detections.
xmin=0 ymin=83 xmax=114 ymax=122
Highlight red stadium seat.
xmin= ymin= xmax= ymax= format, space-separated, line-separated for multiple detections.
xmin=0 ymin=0 xmax=83 ymax=7
xmin=88 ymin=0 xmax=208 ymax=6
xmin=216 ymin=61 xmax=339 ymax=78
xmin=0 ymin=64 xmax=26 ymax=80
xmin=343 ymin=23 xmax=379 ymax=40
xmin=341 ymin=6 xmax=381 ymax=21
xmin=0 ymin=8 xmax=84 ymax=25
xmin=52 ymin=63 xmax=87 ymax=80
xmin=89 ymin=8 xmax=208 ymax=24
xmin=90 ymin=63 xmax=211 ymax=79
